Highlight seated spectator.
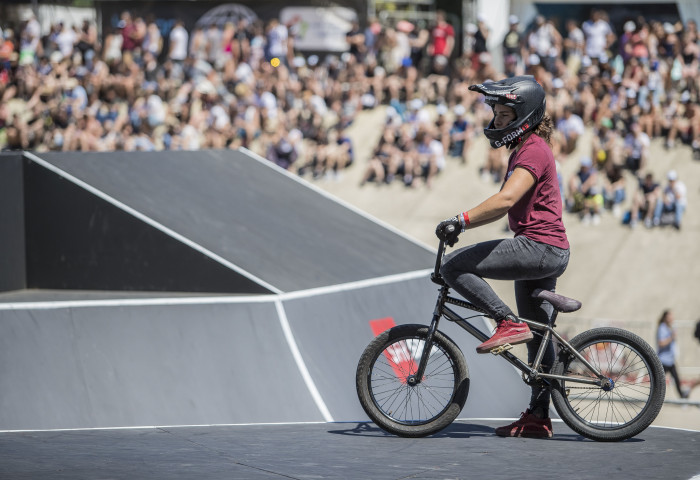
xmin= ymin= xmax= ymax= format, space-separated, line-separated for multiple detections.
xmin=591 ymin=117 xmax=620 ymax=169
xmin=556 ymin=105 xmax=585 ymax=155
xmin=623 ymin=122 xmax=650 ymax=175
xmin=653 ymin=170 xmax=687 ymax=229
xmin=448 ymin=104 xmax=471 ymax=163
xmin=602 ymin=162 xmax=626 ymax=218
xmin=480 ymin=146 xmax=508 ymax=184
xmin=415 ymin=127 xmax=445 ymax=188
xmin=628 ymin=172 xmax=660 ymax=228
xmin=566 ymin=157 xmax=601 ymax=224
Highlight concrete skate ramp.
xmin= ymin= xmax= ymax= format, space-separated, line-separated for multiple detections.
xmin=0 ymin=275 xmax=528 ymax=431
xmin=25 ymin=150 xmax=434 ymax=293
xmin=0 ymin=148 xmax=527 ymax=431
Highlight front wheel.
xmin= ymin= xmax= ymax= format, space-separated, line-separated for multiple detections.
xmin=551 ymin=327 xmax=666 ymax=441
xmin=355 ymin=324 xmax=469 ymax=437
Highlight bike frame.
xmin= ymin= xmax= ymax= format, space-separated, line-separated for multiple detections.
xmin=411 ymin=239 xmax=609 ymax=390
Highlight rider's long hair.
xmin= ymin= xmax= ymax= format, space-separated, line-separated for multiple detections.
xmin=658 ymin=309 xmax=671 ymax=325
xmin=532 ymin=113 xmax=554 ymax=146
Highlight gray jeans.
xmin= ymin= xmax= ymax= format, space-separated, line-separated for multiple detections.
xmin=440 ymin=235 xmax=570 ymax=410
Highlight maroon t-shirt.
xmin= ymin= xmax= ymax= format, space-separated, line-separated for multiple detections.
xmin=504 ymin=135 xmax=569 ymax=249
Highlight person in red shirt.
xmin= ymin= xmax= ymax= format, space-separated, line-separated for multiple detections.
xmin=429 ymin=10 xmax=454 ymax=58
xmin=435 ymin=76 xmax=569 ymax=438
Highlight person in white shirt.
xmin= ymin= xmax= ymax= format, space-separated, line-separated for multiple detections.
xmin=582 ymin=9 xmax=614 ymax=60
xmin=556 ymin=106 xmax=584 ymax=154
xmin=168 ymin=20 xmax=189 ymax=62
xmin=55 ymin=23 xmax=77 ymax=60
xmin=654 ymin=170 xmax=687 ymax=229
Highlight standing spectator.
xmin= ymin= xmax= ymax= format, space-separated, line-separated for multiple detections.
xmin=54 ymin=22 xmax=76 ymax=61
xmin=265 ymin=18 xmax=288 ymax=65
xmin=19 ymin=11 xmax=42 ymax=66
xmin=103 ymin=26 xmax=123 ymax=67
xmin=471 ymin=14 xmax=490 ymax=70
xmin=657 ymin=309 xmax=689 ymax=399
xmin=582 ymin=9 xmax=615 ymax=62
xmin=429 ymin=10 xmax=454 ymax=73
xmin=528 ymin=15 xmax=561 ymax=73
xmin=563 ymin=19 xmax=584 ymax=75
xmin=206 ymin=23 xmax=223 ymax=67
xmin=119 ymin=12 xmax=138 ymax=57
xmin=168 ymin=20 xmax=189 ymax=77
xmin=653 ymin=169 xmax=687 ymax=229
xmin=502 ymin=15 xmax=522 ymax=77
xmin=142 ymin=18 xmax=163 ymax=58
xmin=75 ymin=20 xmax=98 ymax=66
xmin=346 ymin=20 xmax=365 ymax=62
xmin=364 ymin=17 xmax=382 ymax=60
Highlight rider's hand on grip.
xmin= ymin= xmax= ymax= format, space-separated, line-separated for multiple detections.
xmin=435 ymin=216 xmax=461 ymax=247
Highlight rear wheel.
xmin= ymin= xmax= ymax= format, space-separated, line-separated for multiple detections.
xmin=551 ymin=327 xmax=665 ymax=441
xmin=355 ymin=324 xmax=469 ymax=437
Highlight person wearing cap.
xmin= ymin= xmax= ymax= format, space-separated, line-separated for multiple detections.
xmin=653 ymin=170 xmax=687 ymax=229
xmin=435 ymin=76 xmax=569 ymax=438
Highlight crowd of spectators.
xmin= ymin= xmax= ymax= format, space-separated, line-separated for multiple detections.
xmin=0 ymin=9 xmax=698 ymax=211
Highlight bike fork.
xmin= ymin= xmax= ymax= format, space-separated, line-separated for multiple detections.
xmin=407 ymin=288 xmax=446 ymax=386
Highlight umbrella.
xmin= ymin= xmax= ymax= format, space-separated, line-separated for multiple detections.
xmin=195 ymin=3 xmax=258 ymax=29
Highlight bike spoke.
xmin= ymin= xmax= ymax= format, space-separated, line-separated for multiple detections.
xmin=369 ymin=336 xmax=457 ymax=425
xmin=562 ymin=340 xmax=654 ymax=429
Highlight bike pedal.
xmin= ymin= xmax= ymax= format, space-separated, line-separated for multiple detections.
xmin=490 ymin=344 xmax=513 ymax=355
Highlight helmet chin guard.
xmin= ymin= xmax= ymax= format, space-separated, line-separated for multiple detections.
xmin=469 ymin=76 xmax=546 ymax=149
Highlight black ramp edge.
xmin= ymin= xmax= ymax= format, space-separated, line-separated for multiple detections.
xmin=0 ymin=153 xmax=26 ymax=291
xmin=31 ymin=150 xmax=436 ymax=292
xmin=0 ymin=302 xmax=324 ymax=430
xmin=23 ymin=159 xmax=271 ymax=293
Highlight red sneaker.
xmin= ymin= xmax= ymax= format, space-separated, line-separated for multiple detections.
xmin=476 ymin=318 xmax=533 ymax=354
xmin=495 ymin=410 xmax=553 ymax=438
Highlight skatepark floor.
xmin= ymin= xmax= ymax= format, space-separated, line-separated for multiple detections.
xmin=1 ymin=420 xmax=699 ymax=479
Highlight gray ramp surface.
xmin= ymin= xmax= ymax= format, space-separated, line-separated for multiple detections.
xmin=32 ymin=150 xmax=434 ymax=292
xmin=283 ymin=276 xmax=530 ymax=421
xmin=0 ymin=302 xmax=323 ymax=430
xmin=1 ymin=422 xmax=698 ymax=480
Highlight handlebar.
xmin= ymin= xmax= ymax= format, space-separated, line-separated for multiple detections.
xmin=431 ymin=225 xmax=454 ymax=285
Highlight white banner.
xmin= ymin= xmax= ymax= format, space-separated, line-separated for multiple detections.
xmin=280 ymin=6 xmax=358 ymax=52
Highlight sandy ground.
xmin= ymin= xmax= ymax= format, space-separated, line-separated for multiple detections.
xmin=312 ymin=107 xmax=700 ymax=430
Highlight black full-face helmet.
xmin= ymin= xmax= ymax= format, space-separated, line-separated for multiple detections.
xmin=469 ymin=75 xmax=546 ymax=149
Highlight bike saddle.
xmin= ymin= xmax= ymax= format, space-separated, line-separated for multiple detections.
xmin=531 ymin=289 xmax=582 ymax=313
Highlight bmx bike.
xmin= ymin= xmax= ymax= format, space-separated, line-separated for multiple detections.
xmin=355 ymin=235 xmax=666 ymax=441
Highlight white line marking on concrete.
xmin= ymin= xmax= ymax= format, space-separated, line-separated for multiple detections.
xmin=23 ymin=152 xmax=283 ymax=295
xmin=275 ymin=299 xmax=334 ymax=423
xmin=0 ymin=270 xmax=432 ymax=310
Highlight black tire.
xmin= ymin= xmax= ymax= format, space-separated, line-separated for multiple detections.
xmin=355 ymin=324 xmax=469 ymax=437
xmin=551 ymin=327 xmax=666 ymax=441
